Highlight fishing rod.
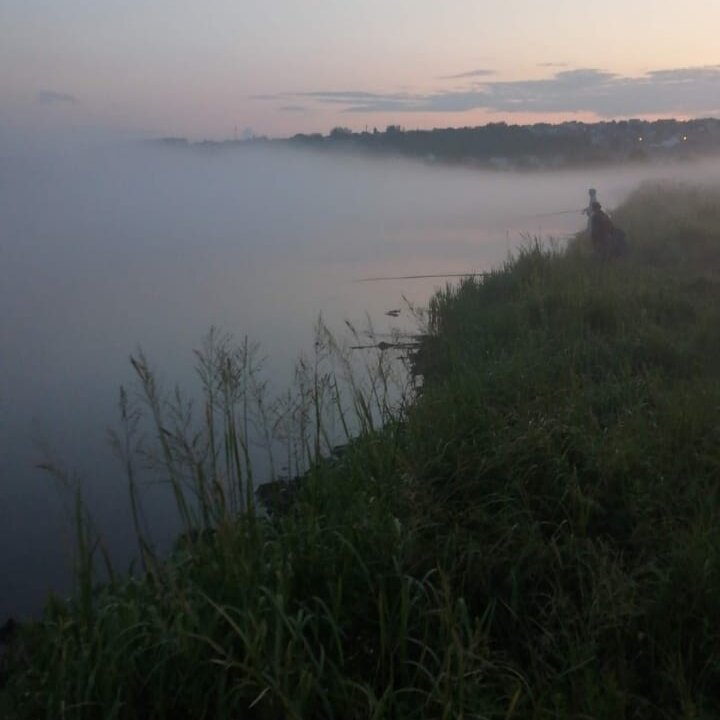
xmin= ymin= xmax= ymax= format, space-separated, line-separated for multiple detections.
xmin=356 ymin=271 xmax=489 ymax=282
xmin=513 ymin=208 xmax=584 ymax=220
xmin=356 ymin=200 xmax=593 ymax=283
xmin=351 ymin=341 xmax=421 ymax=351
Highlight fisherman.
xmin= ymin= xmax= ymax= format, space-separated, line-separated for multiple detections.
xmin=584 ymin=188 xmax=598 ymax=234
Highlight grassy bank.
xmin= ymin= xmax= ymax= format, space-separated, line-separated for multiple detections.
xmin=2 ymin=182 xmax=720 ymax=718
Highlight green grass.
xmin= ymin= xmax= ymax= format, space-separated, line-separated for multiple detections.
xmin=3 ymin=181 xmax=720 ymax=718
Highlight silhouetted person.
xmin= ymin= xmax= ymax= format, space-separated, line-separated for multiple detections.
xmin=584 ymin=188 xmax=598 ymax=234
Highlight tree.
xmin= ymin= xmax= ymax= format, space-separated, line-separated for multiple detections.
xmin=329 ymin=127 xmax=353 ymax=139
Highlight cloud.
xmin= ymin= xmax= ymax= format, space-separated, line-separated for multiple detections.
xmin=301 ymin=90 xmax=394 ymax=102
xmin=36 ymin=90 xmax=79 ymax=106
xmin=478 ymin=66 xmax=720 ymax=116
xmin=278 ymin=105 xmax=307 ymax=113
xmin=537 ymin=62 xmax=568 ymax=68
xmin=286 ymin=66 xmax=720 ymax=117
xmin=439 ymin=68 xmax=495 ymax=80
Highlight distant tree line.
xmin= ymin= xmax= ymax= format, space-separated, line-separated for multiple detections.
xmin=159 ymin=117 xmax=720 ymax=169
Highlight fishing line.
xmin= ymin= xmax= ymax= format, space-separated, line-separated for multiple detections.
xmin=512 ymin=208 xmax=584 ymax=220
xmin=355 ymin=207 xmax=588 ymax=282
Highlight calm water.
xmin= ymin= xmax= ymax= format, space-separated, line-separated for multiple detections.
xmin=0 ymin=144 xmax=709 ymax=617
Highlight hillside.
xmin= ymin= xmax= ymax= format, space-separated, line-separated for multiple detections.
xmin=2 ymin=182 xmax=720 ymax=719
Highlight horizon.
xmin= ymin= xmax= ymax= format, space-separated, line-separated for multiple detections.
xmin=160 ymin=114 xmax=720 ymax=144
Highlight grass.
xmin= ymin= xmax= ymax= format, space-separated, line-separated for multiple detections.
xmin=2 ymin=181 xmax=720 ymax=718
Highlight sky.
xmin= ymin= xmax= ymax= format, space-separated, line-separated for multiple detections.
xmin=2 ymin=0 xmax=720 ymax=143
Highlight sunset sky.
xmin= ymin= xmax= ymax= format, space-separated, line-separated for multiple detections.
xmin=2 ymin=0 xmax=720 ymax=142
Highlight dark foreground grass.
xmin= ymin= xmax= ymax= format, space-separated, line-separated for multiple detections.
xmin=3 ymin=182 xmax=720 ymax=718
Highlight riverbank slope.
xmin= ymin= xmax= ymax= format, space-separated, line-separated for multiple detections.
xmin=3 ymin=182 xmax=720 ymax=718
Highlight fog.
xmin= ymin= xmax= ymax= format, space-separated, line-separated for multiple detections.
xmin=1 ymin=142 xmax=718 ymax=618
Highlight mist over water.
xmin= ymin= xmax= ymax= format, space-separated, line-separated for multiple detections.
xmin=1 ymin=142 xmax=718 ymax=618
